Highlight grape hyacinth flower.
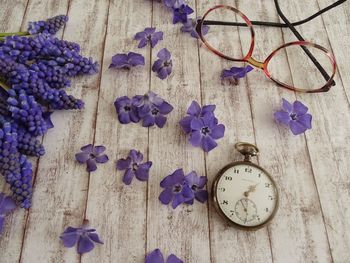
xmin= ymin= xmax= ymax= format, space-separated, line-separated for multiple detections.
xmin=152 ymin=48 xmax=173 ymax=80
xmin=159 ymin=169 xmax=194 ymax=209
xmin=28 ymin=15 xmax=68 ymax=35
xmin=114 ymin=96 xmax=140 ymax=124
xmin=180 ymin=101 xmax=225 ymax=152
xmin=172 ymin=4 xmax=194 ymax=24
xmin=184 ymin=171 xmax=208 ymax=204
xmin=109 ymin=52 xmax=145 ymax=69
xmin=0 ymin=193 xmax=16 ymax=234
xmin=134 ymin=28 xmax=164 ymax=48
xmin=221 ymin=65 xmax=254 ymax=85
xmin=274 ymin=98 xmax=312 ymax=135
xmin=164 ymin=0 xmax=186 ymax=9
xmin=60 ymin=220 xmax=103 ymax=255
xmin=135 ymin=91 xmax=174 ymax=128
xmin=75 ymin=144 xmax=109 ymax=172
xmin=145 ymin=249 xmax=183 ymax=263
xmin=116 ymin=149 xmax=152 ymax=185
xmin=181 ymin=17 xmax=209 ymax=39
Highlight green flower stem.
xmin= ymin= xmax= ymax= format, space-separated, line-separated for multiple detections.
xmin=0 ymin=31 xmax=30 ymax=37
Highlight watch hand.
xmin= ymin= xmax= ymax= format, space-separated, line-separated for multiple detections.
xmin=244 ymin=183 xmax=259 ymax=197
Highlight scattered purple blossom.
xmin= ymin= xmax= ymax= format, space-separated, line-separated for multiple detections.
xmin=180 ymin=101 xmax=225 ymax=152
xmin=274 ymin=98 xmax=312 ymax=135
xmin=75 ymin=144 xmax=109 ymax=172
xmin=164 ymin=0 xmax=186 ymax=9
xmin=145 ymin=249 xmax=183 ymax=263
xmin=135 ymin=28 xmax=164 ymax=48
xmin=116 ymin=150 xmax=152 ymax=185
xmin=114 ymin=92 xmax=173 ymax=128
xmin=59 ymin=220 xmax=103 ymax=255
xmin=181 ymin=17 xmax=209 ymax=39
xmin=172 ymin=4 xmax=194 ymax=24
xmin=0 ymin=193 xmax=16 ymax=234
xmin=159 ymin=168 xmax=208 ymax=209
xmin=152 ymin=48 xmax=173 ymax=80
xmin=109 ymin=52 xmax=145 ymax=69
xmin=221 ymin=65 xmax=254 ymax=85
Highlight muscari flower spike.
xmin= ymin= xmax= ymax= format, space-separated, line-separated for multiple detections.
xmin=59 ymin=220 xmax=103 ymax=255
xmin=135 ymin=27 xmax=164 ymax=48
xmin=28 ymin=15 xmax=68 ymax=35
xmin=274 ymin=98 xmax=312 ymax=135
xmin=221 ymin=65 xmax=254 ymax=85
xmin=152 ymin=48 xmax=173 ymax=80
xmin=116 ymin=149 xmax=152 ymax=185
xmin=181 ymin=17 xmax=209 ymax=39
xmin=180 ymin=101 xmax=225 ymax=152
xmin=145 ymin=248 xmax=183 ymax=263
xmin=75 ymin=144 xmax=109 ymax=172
xmin=109 ymin=52 xmax=145 ymax=69
xmin=0 ymin=193 xmax=16 ymax=234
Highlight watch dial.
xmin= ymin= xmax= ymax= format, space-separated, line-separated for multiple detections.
xmin=215 ymin=163 xmax=278 ymax=227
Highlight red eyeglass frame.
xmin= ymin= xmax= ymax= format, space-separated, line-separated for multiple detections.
xmin=196 ymin=5 xmax=337 ymax=93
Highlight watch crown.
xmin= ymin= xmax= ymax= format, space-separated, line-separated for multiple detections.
xmin=235 ymin=142 xmax=259 ymax=161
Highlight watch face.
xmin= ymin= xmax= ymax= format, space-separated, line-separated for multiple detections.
xmin=214 ymin=162 xmax=278 ymax=228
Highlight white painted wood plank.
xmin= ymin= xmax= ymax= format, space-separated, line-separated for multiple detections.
xmin=19 ymin=0 xmax=109 ymax=262
xmin=0 ymin=1 xmax=29 ymax=262
xmin=235 ymin=0 xmax=333 ymax=262
xmin=276 ymin=1 xmax=350 ymax=261
xmin=196 ymin=1 xmax=273 ymax=262
xmin=146 ymin=1 xmax=211 ymax=262
xmin=82 ymin=0 xmax=153 ymax=262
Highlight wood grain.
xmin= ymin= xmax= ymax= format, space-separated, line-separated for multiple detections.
xmin=0 ymin=0 xmax=349 ymax=262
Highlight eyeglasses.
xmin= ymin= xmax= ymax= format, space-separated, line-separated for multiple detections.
xmin=196 ymin=0 xmax=346 ymax=93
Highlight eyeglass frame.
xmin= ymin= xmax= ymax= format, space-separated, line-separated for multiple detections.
xmin=195 ymin=0 xmax=345 ymax=93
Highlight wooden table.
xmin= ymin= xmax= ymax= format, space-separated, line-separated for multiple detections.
xmin=1 ymin=0 xmax=349 ymax=262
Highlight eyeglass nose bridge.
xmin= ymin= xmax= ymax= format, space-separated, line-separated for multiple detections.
xmin=246 ymin=57 xmax=265 ymax=69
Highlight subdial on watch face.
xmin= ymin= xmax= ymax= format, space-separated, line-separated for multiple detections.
xmin=234 ymin=198 xmax=257 ymax=224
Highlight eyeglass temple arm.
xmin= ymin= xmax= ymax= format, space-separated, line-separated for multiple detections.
xmin=274 ymin=0 xmax=336 ymax=86
xmin=202 ymin=0 xmax=346 ymax=29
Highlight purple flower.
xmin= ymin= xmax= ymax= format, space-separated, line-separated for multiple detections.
xmin=185 ymin=171 xmax=208 ymax=204
xmin=109 ymin=52 xmax=145 ymax=69
xmin=114 ymin=96 xmax=140 ymax=124
xmin=0 ymin=193 xmax=16 ymax=234
xmin=274 ymin=98 xmax=312 ymax=135
xmin=28 ymin=15 xmax=68 ymax=35
xmin=181 ymin=17 xmax=209 ymax=39
xmin=75 ymin=144 xmax=109 ymax=172
xmin=180 ymin=101 xmax=225 ymax=152
xmin=135 ymin=27 xmax=164 ymax=48
xmin=164 ymin=0 xmax=186 ymax=9
xmin=135 ymin=91 xmax=173 ymax=128
xmin=172 ymin=4 xmax=194 ymax=24
xmin=116 ymin=149 xmax=152 ymax=185
xmin=152 ymin=48 xmax=172 ymax=80
xmin=145 ymin=249 xmax=183 ymax=263
xmin=159 ymin=169 xmax=194 ymax=209
xmin=221 ymin=65 xmax=254 ymax=85
xmin=59 ymin=220 xmax=103 ymax=254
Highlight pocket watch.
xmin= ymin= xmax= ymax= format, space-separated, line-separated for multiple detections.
xmin=212 ymin=142 xmax=279 ymax=230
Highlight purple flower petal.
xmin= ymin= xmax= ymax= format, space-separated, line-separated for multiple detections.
xmin=297 ymin=113 xmax=312 ymax=129
xmin=179 ymin=116 xmax=193 ymax=134
xmin=116 ymin=158 xmax=131 ymax=170
xmin=123 ymin=169 xmax=135 ymax=185
xmin=86 ymin=159 xmax=97 ymax=172
xmin=146 ymin=249 xmax=165 ymax=263
xmin=167 ymin=254 xmax=183 ymax=263
xmin=93 ymin=146 xmax=106 ymax=155
xmin=189 ymin=130 xmax=202 ymax=147
xmin=293 ymin=100 xmax=308 ymax=116
xmin=75 ymin=152 xmax=90 ymax=163
xmin=159 ymin=188 xmax=173 ymax=205
xmin=152 ymin=59 xmax=163 ymax=72
xmin=77 ymin=235 xmax=95 ymax=254
xmin=95 ymin=154 xmax=109 ymax=163
xmin=109 ymin=54 xmax=128 ymax=68
xmin=158 ymin=102 xmax=174 ymax=115
xmin=128 ymin=52 xmax=145 ymax=67
xmin=142 ymin=115 xmax=156 ymax=127
xmin=88 ymin=233 xmax=104 ymax=244
xmin=157 ymin=48 xmax=171 ymax=61
xmin=129 ymin=149 xmax=143 ymax=163
xmin=282 ymin=98 xmax=293 ymax=113
xmin=160 ymin=169 xmax=184 ymax=188
xmin=190 ymin=118 xmax=203 ymax=130
xmin=134 ymin=31 xmax=147 ymax=40
xmin=138 ymin=38 xmax=148 ymax=48
xmin=187 ymin=101 xmax=201 ymax=116
xmin=0 ymin=194 xmax=17 ymax=213
xmin=195 ymin=190 xmax=208 ymax=203
xmin=118 ymin=111 xmax=131 ymax=124
xmin=202 ymin=136 xmax=218 ymax=152
xmin=157 ymin=68 xmax=169 ymax=80
xmin=60 ymin=230 xmax=79 ymax=248
xmin=289 ymin=121 xmax=308 ymax=135
xmin=210 ymin=124 xmax=225 ymax=139
xmin=172 ymin=193 xmax=185 ymax=209
xmin=155 ymin=115 xmax=167 ymax=128
xmin=81 ymin=144 xmax=93 ymax=153
xmin=274 ymin=110 xmax=291 ymax=125
xmin=135 ymin=162 xmax=152 ymax=181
